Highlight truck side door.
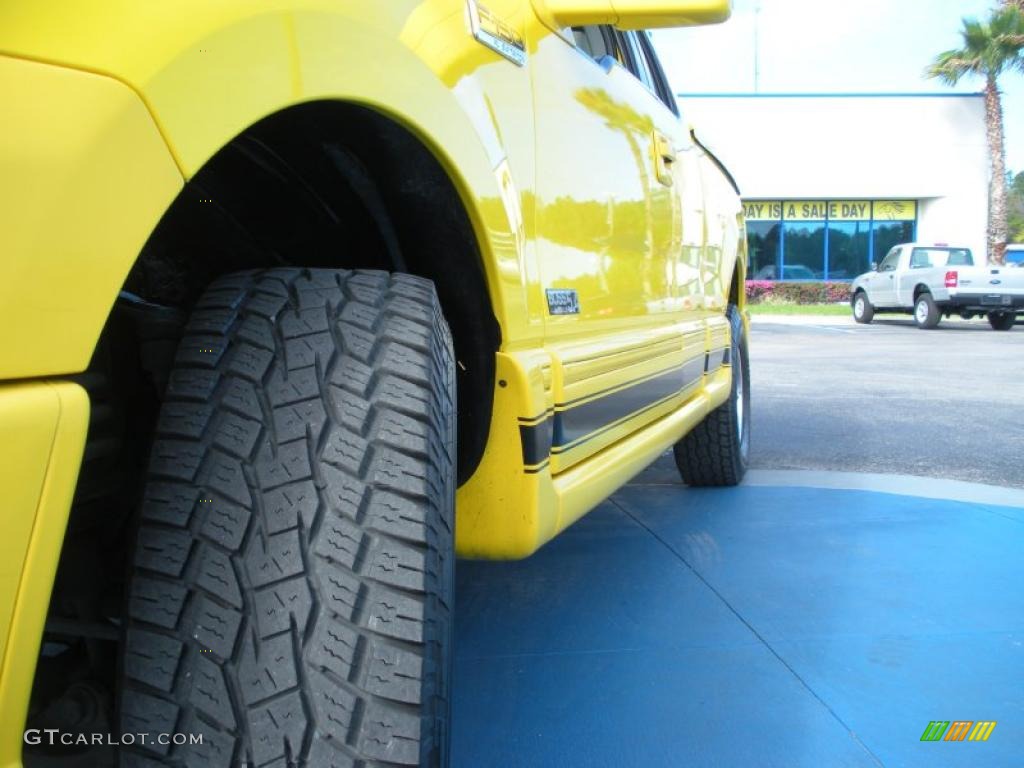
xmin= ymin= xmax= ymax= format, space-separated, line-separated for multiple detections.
xmin=529 ymin=23 xmax=692 ymax=473
xmin=694 ymin=134 xmax=743 ymax=316
xmin=870 ymin=247 xmax=902 ymax=307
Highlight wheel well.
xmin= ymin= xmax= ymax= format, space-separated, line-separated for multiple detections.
xmin=124 ymin=101 xmax=500 ymax=484
xmin=728 ymin=260 xmax=743 ymax=308
xmin=913 ymin=284 xmax=930 ymax=301
xmin=29 ymin=102 xmax=503 ymax=757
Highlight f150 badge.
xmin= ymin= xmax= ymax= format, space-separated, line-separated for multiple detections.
xmin=467 ymin=1 xmax=526 ymax=66
xmin=546 ymin=289 xmax=580 ymax=315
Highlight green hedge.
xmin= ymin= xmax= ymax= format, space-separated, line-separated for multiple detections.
xmin=745 ymin=280 xmax=852 ymax=305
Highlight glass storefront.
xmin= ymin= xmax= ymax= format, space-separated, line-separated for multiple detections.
xmin=747 ymin=221 xmax=780 ymax=279
xmin=781 ymin=222 xmax=825 ymax=279
xmin=872 ymin=221 xmax=915 ymax=263
xmin=828 ymin=221 xmax=871 ymax=280
xmin=743 ymin=200 xmax=917 ymax=281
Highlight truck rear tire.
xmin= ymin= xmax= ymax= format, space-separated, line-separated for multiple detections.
xmin=913 ymin=292 xmax=941 ymax=329
xmin=118 ymin=268 xmax=455 ymax=768
xmin=673 ymin=305 xmax=750 ymax=486
xmin=987 ymin=311 xmax=1015 ymax=331
xmin=852 ymin=291 xmax=874 ymax=324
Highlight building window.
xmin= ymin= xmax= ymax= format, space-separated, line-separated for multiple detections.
xmin=872 ymin=221 xmax=915 ymax=266
xmin=747 ymin=221 xmax=780 ymax=279
xmin=743 ymin=199 xmax=916 ymax=280
xmin=781 ymin=221 xmax=825 ymax=279
xmin=827 ymin=221 xmax=870 ymax=280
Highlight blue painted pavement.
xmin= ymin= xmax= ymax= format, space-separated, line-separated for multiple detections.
xmin=452 ymin=469 xmax=1024 ymax=767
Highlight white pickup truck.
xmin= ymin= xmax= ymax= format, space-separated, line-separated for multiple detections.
xmin=850 ymin=243 xmax=1024 ymax=330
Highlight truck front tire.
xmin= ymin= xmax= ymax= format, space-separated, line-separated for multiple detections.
xmin=913 ymin=292 xmax=941 ymax=329
xmin=118 ymin=269 xmax=455 ymax=768
xmin=673 ymin=305 xmax=750 ymax=486
xmin=852 ymin=291 xmax=874 ymax=324
xmin=987 ymin=311 xmax=1015 ymax=331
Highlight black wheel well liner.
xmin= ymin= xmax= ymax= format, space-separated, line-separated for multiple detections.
xmin=124 ymin=101 xmax=500 ymax=484
xmin=728 ymin=259 xmax=743 ymax=307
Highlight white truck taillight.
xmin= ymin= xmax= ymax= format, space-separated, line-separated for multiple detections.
xmin=945 ymin=270 xmax=958 ymax=288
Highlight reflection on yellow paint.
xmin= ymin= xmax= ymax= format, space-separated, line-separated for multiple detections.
xmin=535 ymin=193 xmax=674 ymax=320
xmin=495 ymin=159 xmax=525 ymax=257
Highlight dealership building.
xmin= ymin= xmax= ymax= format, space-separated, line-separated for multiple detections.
xmin=680 ymin=93 xmax=989 ymax=279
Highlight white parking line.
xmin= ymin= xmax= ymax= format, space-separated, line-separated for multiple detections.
xmin=816 ymin=325 xmax=857 ymax=334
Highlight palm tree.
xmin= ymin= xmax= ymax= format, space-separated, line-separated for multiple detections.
xmin=927 ymin=6 xmax=1024 ymax=264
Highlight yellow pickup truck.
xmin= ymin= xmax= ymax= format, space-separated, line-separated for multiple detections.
xmin=1 ymin=1 xmax=747 ymax=766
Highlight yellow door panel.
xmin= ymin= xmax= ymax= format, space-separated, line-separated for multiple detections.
xmin=673 ymin=140 xmax=710 ymax=312
xmin=532 ymin=33 xmax=680 ymax=329
xmin=695 ymin=135 xmax=745 ymax=310
xmin=529 ymin=22 xmax=696 ymax=472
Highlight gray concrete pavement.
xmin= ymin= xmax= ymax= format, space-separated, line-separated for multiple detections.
xmin=746 ymin=314 xmax=1024 ymax=489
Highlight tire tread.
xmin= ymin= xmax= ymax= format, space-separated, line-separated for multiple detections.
xmin=674 ymin=307 xmax=749 ymax=487
xmin=120 ymin=268 xmax=454 ymax=768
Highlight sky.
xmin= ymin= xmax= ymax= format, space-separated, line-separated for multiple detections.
xmin=651 ymin=0 xmax=1024 ymax=174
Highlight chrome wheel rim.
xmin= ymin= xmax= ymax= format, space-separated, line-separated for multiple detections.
xmin=735 ymin=347 xmax=748 ymax=459
xmin=915 ymin=300 xmax=928 ymax=324
xmin=736 ymin=359 xmax=745 ymax=439
xmin=854 ymin=296 xmax=865 ymax=319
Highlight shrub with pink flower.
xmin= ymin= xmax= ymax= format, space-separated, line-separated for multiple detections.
xmin=745 ymin=281 xmax=852 ymax=305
